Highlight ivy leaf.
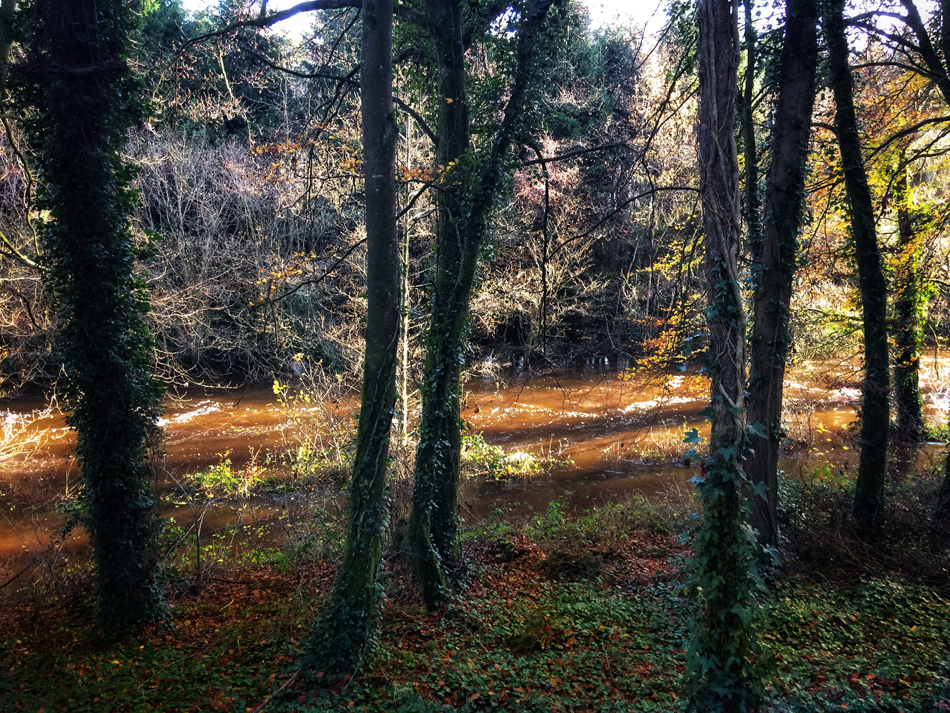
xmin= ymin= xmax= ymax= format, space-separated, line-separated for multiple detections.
xmin=684 ymin=428 xmax=704 ymax=445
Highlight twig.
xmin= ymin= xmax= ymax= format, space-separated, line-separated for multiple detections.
xmin=250 ymin=671 xmax=299 ymax=713
xmin=0 ymin=562 xmax=31 ymax=590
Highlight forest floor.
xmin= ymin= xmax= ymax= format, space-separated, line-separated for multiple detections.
xmin=1 ymin=481 xmax=949 ymax=713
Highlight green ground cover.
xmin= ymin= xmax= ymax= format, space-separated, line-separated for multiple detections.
xmin=1 ymin=489 xmax=948 ymax=712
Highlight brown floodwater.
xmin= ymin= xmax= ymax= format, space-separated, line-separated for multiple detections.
xmin=1 ymin=353 xmax=947 ymax=572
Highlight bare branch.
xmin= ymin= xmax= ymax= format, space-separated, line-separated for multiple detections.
xmin=520 ymin=141 xmax=631 ymax=166
xmin=240 ymin=45 xmax=439 ymax=145
xmin=180 ymin=0 xmax=360 ymax=53
xmin=251 ymin=238 xmax=366 ymax=309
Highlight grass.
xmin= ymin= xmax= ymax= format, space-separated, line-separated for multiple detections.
xmin=1 ymin=482 xmax=949 ymax=712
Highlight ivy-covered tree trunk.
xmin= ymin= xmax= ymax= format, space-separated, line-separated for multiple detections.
xmin=303 ymin=0 xmax=399 ymax=676
xmin=893 ymin=166 xmax=926 ymax=442
xmin=21 ymin=0 xmax=165 ymax=630
xmin=745 ymin=0 xmax=819 ymax=546
xmin=408 ymin=0 xmax=558 ymax=609
xmin=823 ymin=0 xmax=891 ymax=531
xmin=405 ymin=0 xmax=473 ymax=608
xmin=686 ymin=0 xmax=763 ymax=709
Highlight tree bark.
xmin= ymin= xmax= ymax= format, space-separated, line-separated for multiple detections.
xmin=405 ymin=0 xmax=472 ymax=608
xmin=408 ymin=0 xmax=558 ymax=609
xmin=745 ymin=0 xmax=819 ymax=545
xmin=893 ymin=165 xmax=926 ymax=442
xmin=740 ymin=0 xmax=762 ymax=250
xmin=823 ymin=0 xmax=891 ymax=531
xmin=938 ymin=442 xmax=950 ymax=517
xmin=686 ymin=0 xmax=763 ymax=708
xmin=23 ymin=0 xmax=165 ymax=630
xmin=303 ymin=0 xmax=399 ymax=675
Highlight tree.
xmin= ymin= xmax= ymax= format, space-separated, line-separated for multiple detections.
xmin=407 ymin=0 xmax=561 ymax=609
xmin=19 ymin=0 xmax=165 ymax=629
xmin=745 ymin=0 xmax=819 ymax=545
xmin=891 ymin=157 xmax=927 ymax=442
xmin=823 ymin=0 xmax=891 ymax=531
xmin=685 ymin=0 xmax=763 ymax=708
xmin=938 ymin=438 xmax=950 ymax=517
xmin=302 ymin=0 xmax=399 ymax=676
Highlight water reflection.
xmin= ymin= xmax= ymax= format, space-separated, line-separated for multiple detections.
xmin=1 ymin=353 xmax=947 ymax=567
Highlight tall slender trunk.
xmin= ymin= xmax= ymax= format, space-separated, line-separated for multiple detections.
xmin=746 ymin=0 xmax=819 ymax=545
xmin=938 ymin=441 xmax=950 ymax=517
xmin=740 ymin=0 xmax=762 ymax=248
xmin=686 ymin=0 xmax=763 ymax=708
xmin=408 ymin=0 xmax=558 ymax=609
xmin=303 ymin=0 xmax=398 ymax=675
xmin=401 ymin=116 xmax=412 ymax=447
xmin=893 ymin=165 xmax=925 ymax=442
xmin=823 ymin=0 xmax=891 ymax=530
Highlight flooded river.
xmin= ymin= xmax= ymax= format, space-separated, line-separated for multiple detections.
xmin=1 ymin=354 xmax=948 ymax=572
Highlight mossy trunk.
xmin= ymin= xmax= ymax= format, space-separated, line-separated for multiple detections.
xmin=746 ymin=0 xmax=819 ymax=546
xmin=23 ymin=0 xmax=165 ymax=631
xmin=406 ymin=0 xmax=473 ymax=608
xmin=303 ymin=0 xmax=399 ymax=676
xmin=893 ymin=168 xmax=926 ymax=443
xmin=938 ymin=444 xmax=950 ymax=517
xmin=408 ymin=0 xmax=558 ymax=609
xmin=824 ymin=0 xmax=891 ymax=531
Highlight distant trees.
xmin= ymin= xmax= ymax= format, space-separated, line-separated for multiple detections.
xmin=19 ymin=0 xmax=165 ymax=628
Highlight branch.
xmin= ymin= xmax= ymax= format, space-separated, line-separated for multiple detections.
xmin=0 ymin=562 xmax=30 ymax=591
xmin=241 ymin=45 xmax=439 ymax=145
xmin=867 ymin=115 xmax=950 ymax=159
xmin=0 ymin=228 xmax=37 ymax=270
xmin=520 ymin=141 xmax=630 ymax=166
xmin=554 ymin=185 xmax=701 ymax=254
xmin=180 ymin=0 xmax=360 ymax=53
xmin=251 ymin=239 xmax=366 ymax=310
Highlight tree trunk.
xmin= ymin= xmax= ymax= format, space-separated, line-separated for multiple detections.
xmin=0 ymin=0 xmax=15 ymax=100
xmin=740 ymin=0 xmax=762 ymax=249
xmin=893 ymin=166 xmax=926 ymax=442
xmin=408 ymin=0 xmax=558 ymax=609
xmin=23 ymin=0 xmax=165 ymax=631
xmin=303 ymin=0 xmax=399 ymax=675
xmin=745 ymin=0 xmax=819 ymax=546
xmin=406 ymin=0 xmax=473 ymax=608
xmin=686 ymin=0 xmax=763 ymax=708
xmin=938 ymin=443 xmax=950 ymax=517
xmin=823 ymin=0 xmax=891 ymax=531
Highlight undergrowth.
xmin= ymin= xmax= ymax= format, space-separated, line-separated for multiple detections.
xmin=461 ymin=434 xmax=572 ymax=480
xmin=1 ymin=478 xmax=949 ymax=712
